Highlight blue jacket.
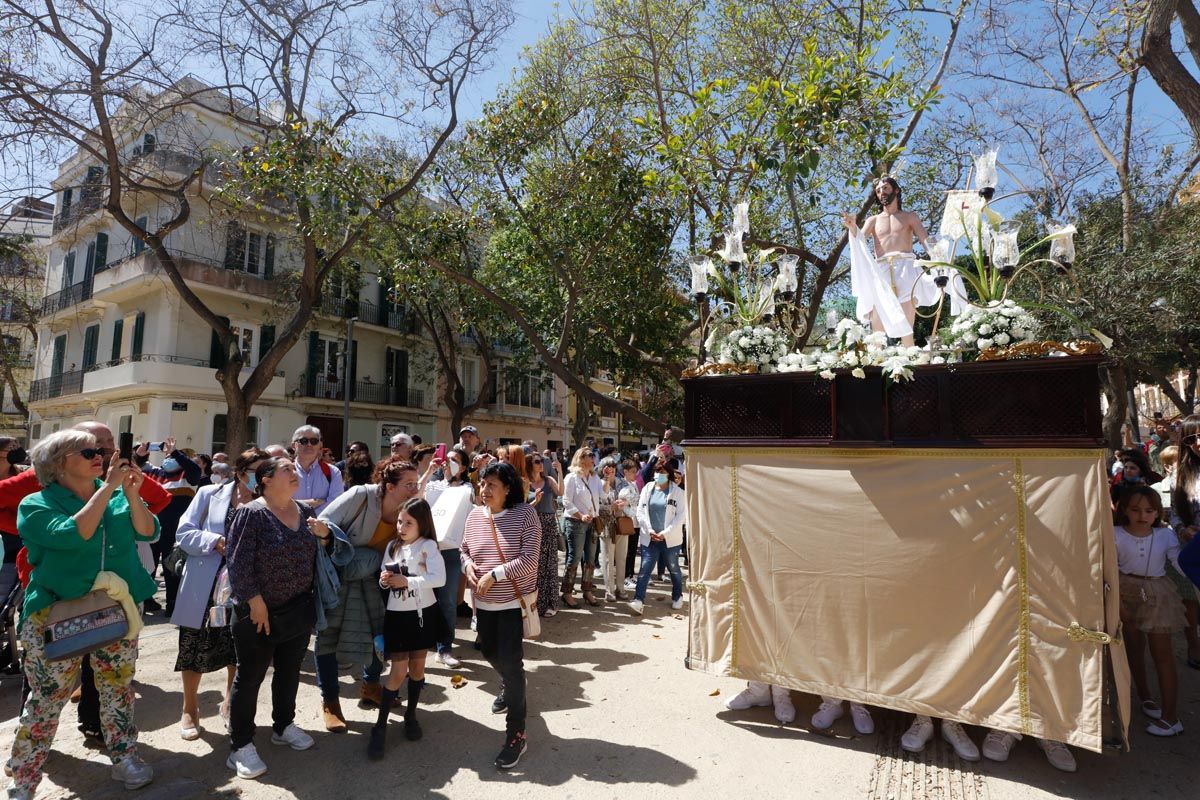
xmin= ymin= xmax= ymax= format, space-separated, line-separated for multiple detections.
xmin=315 ymin=521 xmax=354 ymax=631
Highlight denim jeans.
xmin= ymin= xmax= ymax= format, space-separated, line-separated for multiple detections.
xmin=634 ymin=540 xmax=683 ymax=602
xmin=314 ymin=650 xmax=383 ymax=702
xmin=563 ymin=518 xmax=597 ymax=569
xmin=434 ymin=548 xmax=462 ymax=654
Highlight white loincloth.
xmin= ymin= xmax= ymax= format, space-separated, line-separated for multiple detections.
xmin=849 ymin=235 xmax=939 ymax=337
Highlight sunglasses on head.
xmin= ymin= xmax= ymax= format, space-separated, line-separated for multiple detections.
xmin=1183 ymin=434 xmax=1199 ymax=446
xmin=294 ymin=437 xmax=321 ymax=446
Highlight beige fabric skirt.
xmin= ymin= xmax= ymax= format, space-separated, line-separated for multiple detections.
xmin=1119 ymin=574 xmax=1186 ymax=634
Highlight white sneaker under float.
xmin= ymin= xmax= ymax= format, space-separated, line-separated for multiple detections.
xmin=982 ymin=730 xmax=1020 ymax=762
xmin=227 ymin=743 xmax=268 ymax=779
xmin=724 ymin=681 xmax=772 ymax=711
xmin=941 ymin=720 xmax=980 ymax=761
xmin=770 ymin=685 xmax=796 ymax=724
xmin=1038 ymin=739 xmax=1077 ymax=772
xmin=900 ymin=715 xmax=935 ymax=753
xmin=848 ymin=703 xmax=874 ymax=735
xmin=110 ymin=752 xmax=154 ymax=790
xmin=810 ymin=700 xmax=845 ymax=730
xmin=270 ymin=723 xmax=314 ymax=751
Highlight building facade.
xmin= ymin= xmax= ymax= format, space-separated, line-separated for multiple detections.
xmin=26 ymin=85 xmax=569 ymax=457
xmin=0 ymin=197 xmax=53 ymax=442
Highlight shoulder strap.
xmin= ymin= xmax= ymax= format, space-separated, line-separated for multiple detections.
xmin=486 ymin=510 xmax=531 ymax=615
xmin=319 ymin=460 xmax=331 ymax=480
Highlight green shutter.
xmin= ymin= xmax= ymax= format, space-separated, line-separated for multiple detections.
xmin=82 ymin=325 xmax=99 ymax=369
xmin=51 ymin=335 xmax=66 ymax=376
xmin=61 ymin=251 xmax=75 ymax=290
xmin=131 ymin=311 xmax=145 ymax=359
xmin=133 ymin=218 xmax=147 ymax=255
xmin=110 ymin=318 xmax=123 ymax=361
xmin=306 ymin=330 xmax=320 ymax=396
xmin=223 ymin=222 xmax=245 ymax=270
xmin=84 ymin=242 xmax=96 ymax=280
xmin=247 ymin=232 xmax=261 ymax=274
xmin=93 ymin=232 xmax=107 ymax=273
xmin=209 ymin=315 xmax=231 ymax=369
xmin=259 ymin=324 xmax=275 ymax=361
xmin=264 ymin=234 xmax=275 ymax=279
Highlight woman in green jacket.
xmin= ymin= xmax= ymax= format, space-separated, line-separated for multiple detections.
xmin=7 ymin=429 xmax=159 ymax=800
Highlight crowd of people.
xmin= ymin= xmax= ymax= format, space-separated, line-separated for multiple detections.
xmin=0 ymin=423 xmax=688 ymax=798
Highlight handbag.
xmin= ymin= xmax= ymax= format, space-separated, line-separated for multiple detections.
xmin=616 ymin=515 xmax=636 ymax=536
xmin=43 ymin=522 xmax=129 ymax=662
xmin=485 ymin=511 xmax=540 ymax=639
xmin=164 ymin=544 xmax=187 ymax=576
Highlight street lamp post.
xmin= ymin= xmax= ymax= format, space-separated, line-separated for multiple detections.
xmin=342 ymin=316 xmax=356 ymax=450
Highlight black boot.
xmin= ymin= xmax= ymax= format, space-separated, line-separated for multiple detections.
xmin=368 ymin=688 xmax=397 ymax=760
xmin=405 ymin=679 xmax=425 ymax=741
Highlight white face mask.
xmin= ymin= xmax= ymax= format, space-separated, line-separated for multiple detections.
xmin=654 ymin=472 xmax=669 ymax=486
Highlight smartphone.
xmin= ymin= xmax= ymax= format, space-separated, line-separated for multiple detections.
xmin=118 ymin=432 xmax=134 ymax=463
xmin=386 ymin=563 xmax=401 ymax=574
xmin=434 ymin=443 xmax=447 ymax=461
xmin=148 ymin=442 xmax=165 ymax=452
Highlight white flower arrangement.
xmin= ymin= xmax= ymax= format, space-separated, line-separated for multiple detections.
xmin=771 ymin=318 xmax=941 ymax=382
xmin=714 ymin=324 xmax=790 ymax=369
xmin=945 ymin=300 xmax=1039 ymax=355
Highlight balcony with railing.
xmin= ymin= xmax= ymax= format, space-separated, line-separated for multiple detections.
xmin=303 ymin=375 xmax=424 ymax=408
xmin=40 ymin=278 xmax=93 ymax=316
xmin=29 ymin=369 xmax=85 ymax=402
xmin=81 ymin=353 xmax=285 ymax=399
xmin=51 ymin=188 xmax=105 ymax=235
xmin=318 ymin=293 xmax=422 ymax=334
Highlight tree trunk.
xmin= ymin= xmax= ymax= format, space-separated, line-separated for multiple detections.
xmin=570 ymin=391 xmax=593 ymax=450
xmin=1100 ymin=365 xmax=1128 ymax=451
xmin=219 ymin=372 xmax=253 ymax=455
xmin=1141 ymin=0 xmax=1200 ymax=142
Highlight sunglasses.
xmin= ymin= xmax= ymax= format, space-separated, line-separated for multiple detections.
xmin=532 ymin=458 xmax=543 ymax=464
xmin=1183 ymin=434 xmax=1199 ymax=446
xmin=76 ymin=448 xmax=103 ymax=460
xmin=390 ymin=442 xmax=408 ymax=449
xmin=294 ymin=437 xmax=321 ymax=446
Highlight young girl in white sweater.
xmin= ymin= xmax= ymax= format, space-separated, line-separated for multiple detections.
xmin=369 ymin=497 xmax=447 ymax=759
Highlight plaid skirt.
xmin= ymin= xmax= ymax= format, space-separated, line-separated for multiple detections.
xmin=1119 ymin=573 xmax=1186 ymax=634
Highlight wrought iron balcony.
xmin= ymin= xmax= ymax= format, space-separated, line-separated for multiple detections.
xmin=40 ymin=278 xmax=93 ymax=316
xmin=318 ymin=293 xmax=422 ymax=334
xmin=303 ymin=375 xmax=422 ymax=408
xmin=29 ymin=369 xmax=85 ymax=402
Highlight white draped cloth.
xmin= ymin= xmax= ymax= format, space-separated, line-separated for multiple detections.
xmin=848 ymin=232 xmax=940 ymax=338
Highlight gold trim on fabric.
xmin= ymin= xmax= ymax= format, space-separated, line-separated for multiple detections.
xmin=688 ymin=447 xmax=1105 ymax=460
xmin=730 ymin=452 xmax=742 ymax=677
xmin=1067 ymin=622 xmax=1113 ymax=645
xmin=1012 ymin=457 xmax=1032 ymax=735
xmin=685 ymin=582 xmax=708 ymax=596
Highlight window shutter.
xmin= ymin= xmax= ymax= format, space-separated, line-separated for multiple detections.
xmin=131 ymin=311 xmax=145 ymax=358
xmin=223 ymin=222 xmax=246 ymax=270
xmin=133 ymin=218 xmax=147 ymax=255
xmin=259 ymin=324 xmax=275 ymax=362
xmin=85 ymin=242 xmax=96 ymax=280
xmin=52 ymin=335 xmax=66 ymax=376
xmin=393 ymin=348 xmax=409 ymax=407
xmin=209 ymin=316 xmax=231 ymax=369
xmin=264 ymin=234 xmax=275 ymax=279
xmin=93 ymin=232 xmax=108 ymax=274
xmin=82 ymin=325 xmax=99 ymax=369
xmin=61 ymin=251 xmax=75 ymax=290
xmin=142 ymin=133 xmax=156 ymax=154
xmin=61 ymin=188 xmax=73 ymax=214
xmin=110 ymin=318 xmax=123 ymax=361
xmin=306 ymin=331 xmax=320 ymax=396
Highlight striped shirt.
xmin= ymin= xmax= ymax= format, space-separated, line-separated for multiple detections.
xmin=461 ymin=503 xmax=541 ymax=611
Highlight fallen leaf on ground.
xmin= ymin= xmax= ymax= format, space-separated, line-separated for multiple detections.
xmin=709 ymin=689 xmax=720 ymax=696
xmin=450 ymin=675 xmax=466 ymax=688
xmin=672 ymin=614 xmax=685 ymax=620
xmin=651 ymin=634 xmax=661 ymax=639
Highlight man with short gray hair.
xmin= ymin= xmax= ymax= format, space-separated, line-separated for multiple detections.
xmin=291 ymin=425 xmax=343 ymax=513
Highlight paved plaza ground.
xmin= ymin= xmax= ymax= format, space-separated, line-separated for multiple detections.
xmin=0 ymin=571 xmax=1194 ymax=800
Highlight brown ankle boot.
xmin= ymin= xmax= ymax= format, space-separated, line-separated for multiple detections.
xmin=322 ymin=699 xmax=348 ymax=733
xmin=358 ymin=680 xmax=383 ymax=710
xmin=560 ymin=566 xmax=579 ymax=608
xmin=582 ymin=569 xmax=600 ymax=606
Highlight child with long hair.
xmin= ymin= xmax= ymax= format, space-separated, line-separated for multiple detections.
xmin=1115 ymin=485 xmax=1185 ymax=736
xmin=369 ymin=497 xmax=446 ymax=759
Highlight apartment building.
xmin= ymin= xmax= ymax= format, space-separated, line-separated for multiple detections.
xmin=27 ymin=81 xmax=570 ymax=457
xmin=0 ymin=197 xmax=53 ymax=441
xmin=569 ymin=372 xmax=660 ymax=454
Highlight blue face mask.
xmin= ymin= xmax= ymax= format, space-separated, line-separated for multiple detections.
xmin=244 ymin=473 xmax=258 ymax=492
xmin=654 ymin=472 xmax=669 ymax=486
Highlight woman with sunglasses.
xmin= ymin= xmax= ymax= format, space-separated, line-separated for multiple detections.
xmin=9 ymin=429 xmax=159 ymax=798
xmin=172 ymin=448 xmax=269 ymax=742
xmin=561 ymin=448 xmax=602 ymax=608
xmin=528 ymin=453 xmax=561 ymax=617
xmin=629 ymin=458 xmax=686 ymax=616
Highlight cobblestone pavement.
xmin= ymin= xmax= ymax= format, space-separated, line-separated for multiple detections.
xmin=0 ymin=572 xmax=1194 ymax=800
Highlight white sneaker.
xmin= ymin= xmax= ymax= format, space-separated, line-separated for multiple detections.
xmin=5 ymin=782 xmax=32 ymax=800
xmin=811 ymin=700 xmax=844 ymax=730
xmin=227 ymin=744 xmax=268 ymax=779
xmin=771 ymin=685 xmax=796 ymax=724
xmin=901 ymin=715 xmax=934 ymax=753
xmin=982 ymin=730 xmax=1020 ymax=762
xmin=623 ymin=578 xmax=636 ymax=590
xmin=725 ymin=681 xmax=771 ymax=710
xmin=437 ymin=652 xmax=462 ymax=669
xmin=1037 ymin=739 xmax=1076 ymax=773
xmin=111 ymin=753 xmax=154 ymax=790
xmin=849 ymin=703 xmax=874 ymax=735
xmin=270 ymin=723 xmax=314 ymax=751
xmin=670 ymin=598 xmax=683 ymax=610
xmin=629 ymin=599 xmax=644 ymax=616
xmin=941 ymin=721 xmax=980 ymax=761
xmin=604 ymin=592 xmax=616 ymax=602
